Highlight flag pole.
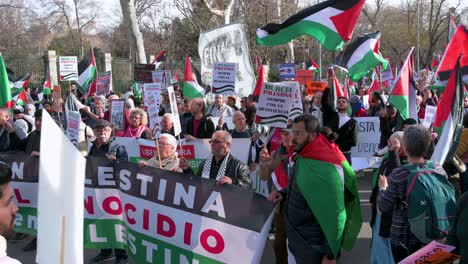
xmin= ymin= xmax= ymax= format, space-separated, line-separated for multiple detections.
xmin=416 ymin=0 xmax=420 ymax=71
xmin=319 ymin=44 xmax=322 ymax=80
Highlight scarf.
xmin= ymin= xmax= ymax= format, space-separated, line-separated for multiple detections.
xmin=148 ymin=154 xmax=181 ymax=172
xmin=123 ymin=125 xmax=146 ymax=138
xmin=201 ymin=152 xmax=230 ymax=180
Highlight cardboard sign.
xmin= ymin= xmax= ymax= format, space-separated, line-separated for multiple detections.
xmin=212 ymin=62 xmax=237 ymax=95
xmin=110 ymin=99 xmax=125 ymax=131
xmin=59 ymin=56 xmax=78 ymax=81
xmin=306 ymin=81 xmax=327 ymax=95
xmin=167 ymin=86 xmax=182 ymax=136
xmin=351 ymin=117 xmax=380 ymax=158
xmin=282 ymin=81 xmax=303 ymax=119
xmin=151 ymin=70 xmax=171 ymax=90
xmin=279 ymin=63 xmax=296 ymax=79
xmin=399 ymin=241 xmax=458 ymax=264
xmin=380 ymin=56 xmax=394 ymax=82
xmin=134 ymin=64 xmax=155 ymax=83
xmin=65 ymin=111 xmax=81 ymax=145
xmin=296 ymin=70 xmax=314 ymax=85
xmin=143 ymin=83 xmax=161 ymax=135
xmin=95 ymin=71 xmax=112 ymax=96
xmin=255 ymin=82 xmax=294 ymax=128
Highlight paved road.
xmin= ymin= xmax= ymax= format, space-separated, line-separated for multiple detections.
xmin=7 ymin=173 xmax=373 ymax=264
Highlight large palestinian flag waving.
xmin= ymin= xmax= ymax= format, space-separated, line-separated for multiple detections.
xmin=77 ymin=48 xmax=97 ymax=95
xmin=388 ymin=48 xmax=418 ymax=120
xmin=295 ymin=133 xmax=362 ymax=257
xmin=334 ymin=31 xmax=388 ymax=82
xmin=182 ymin=55 xmax=206 ymax=99
xmin=431 ymin=56 xmax=465 ymax=166
xmin=256 ymin=0 xmax=365 ymax=51
xmin=434 ymin=25 xmax=468 ymax=87
xmin=0 ymin=54 xmax=13 ymax=108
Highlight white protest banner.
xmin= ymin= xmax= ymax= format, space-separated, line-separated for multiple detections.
xmin=152 ymin=70 xmax=171 ymax=90
xmin=399 ymin=241 xmax=459 ymax=264
xmin=212 ymin=62 xmax=237 ymax=95
xmin=110 ymin=99 xmax=125 ymax=131
xmin=66 ymin=111 xmax=81 ymax=145
xmin=282 ymin=81 xmax=303 ymax=119
xmin=96 ymin=71 xmax=112 ymax=96
xmin=255 ymin=82 xmax=294 ymax=128
xmin=279 ymin=63 xmax=296 ymax=79
xmin=37 ymin=110 xmax=85 ymax=264
xmin=59 ymin=56 xmax=78 ymax=81
xmin=422 ymin=105 xmax=437 ymax=128
xmin=351 ymin=117 xmax=380 ymax=158
xmin=143 ymin=83 xmax=161 ymax=133
xmin=199 ymin=23 xmax=255 ymax=98
xmin=167 ymin=85 xmax=182 ymax=136
xmin=380 ymin=56 xmax=394 ymax=82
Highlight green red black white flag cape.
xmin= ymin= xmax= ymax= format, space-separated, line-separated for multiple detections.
xmin=431 ymin=56 xmax=465 ymax=166
xmin=388 ymin=47 xmax=418 ymax=120
xmin=256 ymin=0 xmax=365 ymax=51
xmin=434 ymin=25 xmax=468 ymax=88
xmin=0 ymin=54 xmax=13 ymax=108
xmin=334 ymin=31 xmax=388 ymax=82
xmin=77 ymin=48 xmax=97 ymax=95
xmin=182 ymin=55 xmax=206 ymax=99
xmin=295 ymin=133 xmax=362 ymax=257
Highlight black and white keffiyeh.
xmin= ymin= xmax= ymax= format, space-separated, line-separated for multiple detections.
xmin=201 ymin=152 xmax=230 ymax=180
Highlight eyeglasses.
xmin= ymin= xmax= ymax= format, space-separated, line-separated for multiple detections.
xmin=131 ymin=116 xmax=141 ymax=120
xmin=209 ymin=139 xmax=226 ymax=145
xmin=94 ymin=128 xmax=112 ymax=133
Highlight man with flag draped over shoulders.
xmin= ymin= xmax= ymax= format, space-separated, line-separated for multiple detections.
xmin=267 ymin=115 xmax=362 ymax=264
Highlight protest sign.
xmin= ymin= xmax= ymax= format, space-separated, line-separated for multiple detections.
xmin=380 ymin=56 xmax=394 ymax=82
xmin=96 ymin=71 xmax=112 ymax=96
xmin=422 ymin=105 xmax=437 ymax=128
xmin=351 ymin=117 xmax=380 ymax=158
xmin=59 ymin=56 xmax=78 ymax=81
xmin=282 ymin=81 xmax=303 ymax=119
xmin=212 ymin=62 xmax=237 ymax=95
xmin=110 ymin=99 xmax=125 ymax=131
xmin=278 ymin=63 xmax=296 ymax=79
xmin=53 ymin=85 xmax=62 ymax=113
xmin=4 ymin=154 xmax=274 ymax=264
xmin=143 ymin=83 xmax=161 ymax=133
xmin=167 ymin=86 xmax=182 ymax=136
xmin=296 ymin=69 xmax=314 ymax=85
xmin=37 ymin=110 xmax=85 ymax=264
xmin=399 ymin=241 xmax=459 ymax=264
xmin=306 ymin=81 xmax=327 ymax=95
xmin=152 ymin=70 xmax=171 ymax=90
xmin=66 ymin=111 xmax=81 ymax=145
xmin=134 ymin=64 xmax=155 ymax=83
xmin=255 ymin=82 xmax=294 ymax=128
xmin=199 ymin=23 xmax=255 ymax=98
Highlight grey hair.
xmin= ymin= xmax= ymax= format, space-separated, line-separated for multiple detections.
xmin=402 ymin=124 xmax=431 ymax=158
xmin=163 ymin=113 xmax=173 ymax=120
xmin=159 ymin=133 xmax=177 ymax=153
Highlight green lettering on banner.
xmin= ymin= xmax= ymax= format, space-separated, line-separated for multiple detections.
xmin=84 ymin=219 xmax=223 ymax=264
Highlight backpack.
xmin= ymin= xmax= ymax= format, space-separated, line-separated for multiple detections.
xmin=404 ymin=161 xmax=457 ymax=244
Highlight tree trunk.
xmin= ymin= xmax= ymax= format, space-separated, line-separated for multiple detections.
xmin=120 ymin=0 xmax=147 ymax=64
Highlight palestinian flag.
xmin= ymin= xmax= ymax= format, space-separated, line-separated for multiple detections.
xmin=13 ymin=90 xmax=29 ymax=106
xmin=0 ymin=54 xmax=13 ymax=108
xmin=42 ymin=68 xmax=51 ymax=95
xmin=295 ymin=133 xmax=362 ymax=257
xmin=448 ymin=13 xmax=457 ymax=42
xmin=388 ymin=48 xmax=418 ymax=120
xmin=182 ymin=55 xmax=206 ymax=99
xmin=431 ymin=53 xmax=441 ymax=70
xmin=252 ymin=64 xmax=265 ymax=102
xmin=306 ymin=57 xmax=320 ymax=72
xmin=431 ymin=56 xmax=465 ymax=166
xmin=77 ymin=48 xmax=97 ymax=95
xmin=133 ymin=83 xmax=142 ymax=99
xmin=368 ymin=79 xmax=381 ymax=105
xmin=151 ymin=50 xmax=166 ymax=69
xmin=434 ymin=25 xmax=468 ymax=88
xmin=9 ymin=72 xmax=32 ymax=96
xmin=334 ymin=31 xmax=388 ymax=82
xmin=256 ymin=0 xmax=365 ymax=51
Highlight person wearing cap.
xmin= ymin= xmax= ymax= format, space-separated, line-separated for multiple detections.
xmin=322 ymin=76 xmax=358 ymax=164
xmin=226 ymin=95 xmax=238 ymax=111
xmin=259 ymin=125 xmax=293 ymax=264
xmin=206 ymin=94 xmax=235 ymax=117
xmin=138 ymin=133 xmax=183 ymax=172
xmin=0 ymin=163 xmax=21 ymax=264
xmin=88 ymin=119 xmax=128 ymax=264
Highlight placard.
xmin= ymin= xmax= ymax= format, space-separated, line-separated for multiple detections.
xmin=351 ymin=117 xmax=380 ymax=158
xmin=59 ymin=56 xmax=78 ymax=81
xmin=95 ymin=71 xmax=112 ymax=96
xmin=255 ymin=82 xmax=294 ymax=128
xmin=167 ymin=85 xmax=182 ymax=136
xmin=134 ymin=64 xmax=155 ymax=83
xmin=143 ymin=83 xmax=161 ymax=134
xmin=151 ymin=70 xmax=171 ymax=90
xmin=306 ymin=81 xmax=327 ymax=95
xmin=399 ymin=241 xmax=459 ymax=264
xmin=279 ymin=63 xmax=296 ymax=79
xmin=212 ymin=62 xmax=237 ymax=95
xmin=380 ymin=56 xmax=395 ymax=82
xmin=282 ymin=81 xmax=303 ymax=119
xmin=66 ymin=110 xmax=81 ymax=145
xmin=110 ymin=99 xmax=125 ymax=131
xmin=296 ymin=69 xmax=315 ymax=85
